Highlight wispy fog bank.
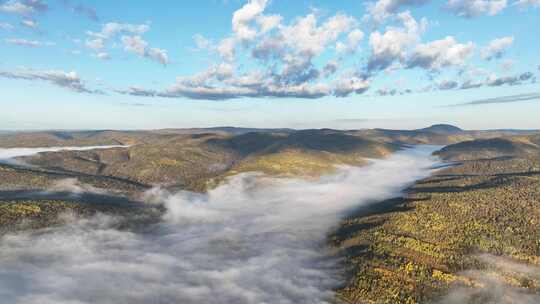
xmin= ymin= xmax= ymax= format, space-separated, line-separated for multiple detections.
xmin=0 ymin=145 xmax=126 ymax=163
xmin=0 ymin=146 xmax=438 ymax=304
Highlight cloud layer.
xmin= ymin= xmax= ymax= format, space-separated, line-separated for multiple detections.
xmin=0 ymin=146 xmax=438 ymax=304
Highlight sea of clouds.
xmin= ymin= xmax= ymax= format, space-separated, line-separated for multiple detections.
xmin=0 ymin=146 xmax=439 ymax=304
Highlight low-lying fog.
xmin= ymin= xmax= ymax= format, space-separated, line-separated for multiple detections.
xmin=0 ymin=145 xmax=126 ymax=163
xmin=0 ymin=146 xmax=439 ymax=304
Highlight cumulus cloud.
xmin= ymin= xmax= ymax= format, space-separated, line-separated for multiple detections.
xmin=445 ymin=0 xmax=507 ymax=18
xmin=232 ymin=0 xmax=269 ymax=41
xmin=87 ymin=22 xmax=150 ymax=40
xmin=0 ymin=69 xmax=102 ymax=94
xmin=4 ymin=38 xmax=54 ymax=47
xmin=365 ymin=0 xmax=430 ymax=24
xmin=120 ymin=8 xmax=369 ymax=100
xmin=367 ymin=11 xmax=426 ymax=72
xmin=118 ymin=62 xmax=368 ymax=100
xmin=84 ymin=22 xmax=168 ymax=65
xmin=406 ymin=36 xmax=475 ymax=70
xmin=0 ymin=147 xmax=438 ymax=304
xmin=85 ymin=37 xmax=105 ymax=50
xmin=333 ymin=75 xmax=371 ymax=97
xmin=481 ymin=36 xmax=514 ymax=60
xmin=336 ymin=29 xmax=364 ymax=54
xmin=486 ymin=71 xmax=534 ymax=86
xmin=0 ymin=0 xmax=48 ymax=15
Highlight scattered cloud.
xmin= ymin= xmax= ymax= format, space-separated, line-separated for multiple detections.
xmin=365 ymin=0 xmax=430 ymax=24
xmin=20 ymin=18 xmax=38 ymax=29
xmin=500 ymin=59 xmax=514 ymax=71
xmin=437 ymin=79 xmax=459 ymax=90
xmin=481 ymin=36 xmax=513 ymax=60
xmin=84 ymin=22 xmax=167 ymax=65
xmin=0 ymin=22 xmax=15 ymax=30
xmin=336 ymin=29 xmax=364 ymax=54
xmin=121 ymin=35 xmax=169 ymax=65
xmin=460 ymin=79 xmax=483 ymax=89
xmin=61 ymin=0 xmax=99 ymax=21
xmin=486 ymin=71 xmax=534 ymax=86
xmin=0 ymin=69 xmax=102 ymax=94
xmin=231 ymin=0 xmax=269 ymax=41
xmin=448 ymin=92 xmax=540 ymax=106
xmin=87 ymin=22 xmax=150 ymax=40
xmin=367 ymin=11 xmax=426 ymax=72
xmin=445 ymin=0 xmax=507 ymax=18
xmin=4 ymin=38 xmax=54 ymax=47
xmin=515 ymin=0 xmax=540 ymax=7
xmin=95 ymin=52 xmax=110 ymax=60
xmin=0 ymin=0 xmax=48 ymax=15
xmin=406 ymin=36 xmax=475 ymax=71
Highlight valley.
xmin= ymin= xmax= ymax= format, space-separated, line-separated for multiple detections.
xmin=0 ymin=125 xmax=539 ymax=303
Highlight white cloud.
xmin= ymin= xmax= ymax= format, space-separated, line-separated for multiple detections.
xmin=193 ymin=34 xmax=212 ymax=50
xmin=0 ymin=0 xmax=47 ymax=15
xmin=121 ymin=35 xmax=169 ymax=65
xmin=232 ymin=0 xmax=268 ymax=41
xmin=0 ymin=1 xmax=33 ymax=15
xmin=406 ymin=36 xmax=475 ymax=70
xmin=217 ymin=37 xmax=236 ymax=61
xmin=20 ymin=19 xmax=38 ymax=29
xmin=85 ymin=38 xmax=105 ymax=50
xmin=445 ymin=0 xmax=507 ymax=17
xmin=281 ymin=14 xmax=357 ymax=57
xmin=4 ymin=38 xmax=54 ymax=47
xmin=0 ymin=69 xmax=101 ymax=93
xmin=368 ymin=11 xmax=426 ymax=72
xmin=95 ymin=52 xmax=110 ymax=60
xmin=121 ymin=35 xmax=148 ymax=56
xmin=333 ymin=75 xmax=371 ymax=97
xmin=148 ymin=48 xmax=169 ymax=66
xmin=366 ymin=0 xmax=430 ymax=24
xmin=481 ymin=36 xmax=513 ymax=60
xmin=0 ymin=22 xmax=15 ymax=30
xmin=84 ymin=22 xmax=168 ymax=65
xmin=256 ymin=14 xmax=282 ymax=33
xmin=515 ymin=0 xmax=540 ymax=7
xmin=500 ymin=59 xmax=514 ymax=71
xmin=336 ymin=29 xmax=364 ymax=54
xmin=84 ymin=22 xmax=151 ymax=52
xmin=88 ymin=22 xmax=150 ymax=40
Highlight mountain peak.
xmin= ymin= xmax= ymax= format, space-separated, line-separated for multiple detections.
xmin=420 ymin=124 xmax=463 ymax=134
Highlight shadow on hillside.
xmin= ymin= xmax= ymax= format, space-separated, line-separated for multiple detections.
xmin=332 ymin=197 xmax=430 ymax=246
xmin=205 ymin=130 xmax=400 ymax=157
xmin=408 ymin=176 xmax=511 ymax=194
xmin=0 ymin=190 xmax=149 ymax=208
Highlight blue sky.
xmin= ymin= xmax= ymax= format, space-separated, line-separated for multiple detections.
xmin=1 ymin=0 xmax=539 ymax=130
